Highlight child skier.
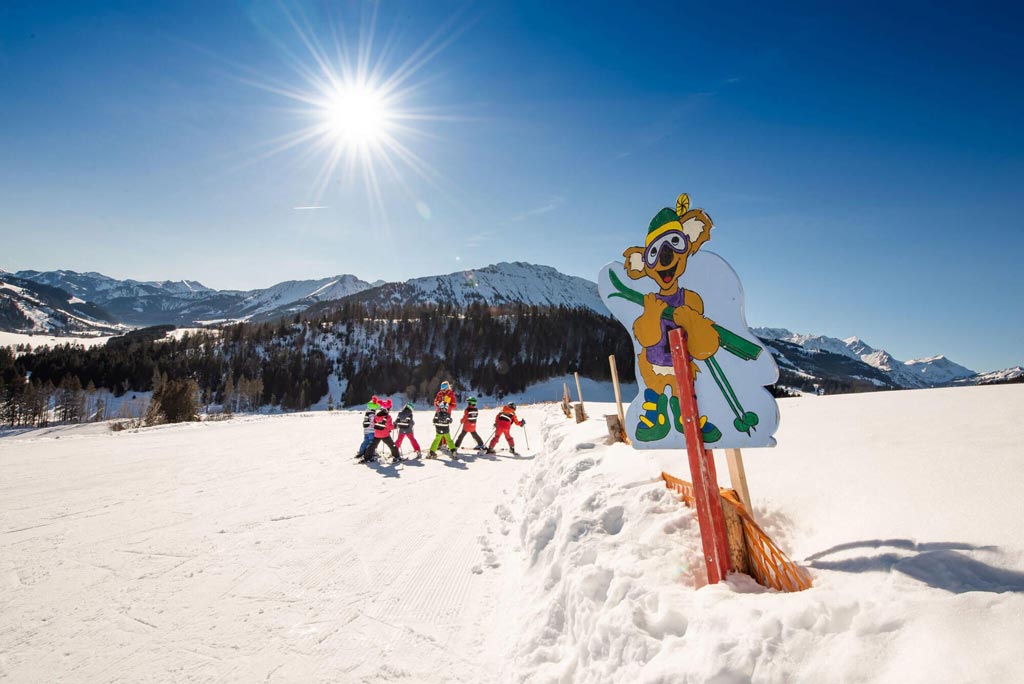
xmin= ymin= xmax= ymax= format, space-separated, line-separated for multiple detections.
xmin=394 ymin=403 xmax=423 ymax=458
xmin=454 ymin=397 xmax=485 ymax=451
xmin=429 ymin=405 xmax=456 ymax=459
xmin=357 ymin=396 xmax=380 ymax=458
xmin=362 ymin=398 xmax=400 ymax=463
xmin=486 ymin=402 xmax=526 ymax=455
xmin=433 ymin=381 xmax=458 ymax=414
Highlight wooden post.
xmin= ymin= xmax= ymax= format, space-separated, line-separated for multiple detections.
xmin=720 ymin=492 xmax=750 ymax=575
xmin=574 ymin=371 xmax=587 ymax=422
xmin=668 ymin=327 xmax=732 ymax=584
xmin=561 ymin=383 xmax=572 ymax=418
xmin=608 ymin=355 xmax=630 ymax=444
xmin=725 ymin=448 xmax=753 ymax=516
xmin=605 ymin=414 xmax=623 ymax=442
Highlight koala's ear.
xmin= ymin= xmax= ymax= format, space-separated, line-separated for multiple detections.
xmin=680 ymin=209 xmax=713 ymax=254
xmin=622 ymin=246 xmax=646 ymax=280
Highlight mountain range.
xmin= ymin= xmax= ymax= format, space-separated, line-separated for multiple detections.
xmin=0 ymin=273 xmax=123 ymax=336
xmin=749 ymin=328 xmax=1020 ymax=392
xmin=3 ymin=265 xmax=1019 ymax=391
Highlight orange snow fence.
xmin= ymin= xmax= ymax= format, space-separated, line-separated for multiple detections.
xmin=662 ymin=471 xmax=812 ymax=592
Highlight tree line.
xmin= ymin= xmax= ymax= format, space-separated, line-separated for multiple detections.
xmin=1 ymin=303 xmax=635 ymax=427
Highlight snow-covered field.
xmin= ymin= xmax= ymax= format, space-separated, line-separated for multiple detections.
xmin=2 ymin=385 xmax=1023 ymax=682
xmin=0 ymin=331 xmax=115 ymax=350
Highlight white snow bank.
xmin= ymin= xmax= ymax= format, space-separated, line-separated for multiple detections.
xmin=506 ymin=385 xmax=1024 ymax=683
xmin=0 ymin=331 xmax=115 ymax=350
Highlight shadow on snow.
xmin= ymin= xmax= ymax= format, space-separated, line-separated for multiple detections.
xmin=806 ymin=539 xmax=1024 ymax=594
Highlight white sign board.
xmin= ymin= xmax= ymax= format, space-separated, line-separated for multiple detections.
xmin=597 ymin=194 xmax=779 ymax=449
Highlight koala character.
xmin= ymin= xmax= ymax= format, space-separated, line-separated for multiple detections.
xmin=622 ymin=193 xmax=722 ymax=443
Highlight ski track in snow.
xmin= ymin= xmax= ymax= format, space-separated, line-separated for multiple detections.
xmin=0 ymin=410 xmax=541 ymax=683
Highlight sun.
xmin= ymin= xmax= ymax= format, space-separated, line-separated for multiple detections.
xmin=322 ymin=84 xmax=392 ymax=148
xmin=239 ymin=2 xmax=468 ymax=220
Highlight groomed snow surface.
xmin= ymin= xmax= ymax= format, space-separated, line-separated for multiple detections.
xmin=2 ymin=385 xmax=1023 ymax=683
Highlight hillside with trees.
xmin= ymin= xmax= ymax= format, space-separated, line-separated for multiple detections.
xmin=1 ymin=304 xmax=634 ymax=428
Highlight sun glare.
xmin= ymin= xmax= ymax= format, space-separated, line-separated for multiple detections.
xmin=323 ymin=85 xmax=391 ymax=147
xmin=239 ymin=3 xmax=468 ymax=221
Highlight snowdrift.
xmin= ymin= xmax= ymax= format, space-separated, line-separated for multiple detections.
xmin=506 ymin=384 xmax=1024 ymax=682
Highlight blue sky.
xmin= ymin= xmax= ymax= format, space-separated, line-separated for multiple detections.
xmin=1 ymin=1 xmax=1022 ymax=371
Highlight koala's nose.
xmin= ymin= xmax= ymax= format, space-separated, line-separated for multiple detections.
xmin=658 ymin=245 xmax=674 ymax=267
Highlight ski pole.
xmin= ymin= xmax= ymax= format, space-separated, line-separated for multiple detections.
xmin=522 ymin=423 xmax=530 ymax=451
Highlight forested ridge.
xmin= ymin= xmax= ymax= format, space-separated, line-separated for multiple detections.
xmin=1 ymin=303 xmax=635 ymax=426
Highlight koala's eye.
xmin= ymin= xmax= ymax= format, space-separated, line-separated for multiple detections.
xmin=670 ymin=235 xmax=681 ymax=246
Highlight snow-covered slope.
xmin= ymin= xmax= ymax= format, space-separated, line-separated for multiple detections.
xmin=508 ymin=385 xmax=1024 ymax=682
xmin=0 ymin=273 xmax=122 ymax=336
xmin=333 ymin=262 xmax=607 ymax=314
xmin=2 ymin=386 xmax=1022 ymax=682
xmin=954 ymin=365 xmax=1024 ymax=386
xmin=904 ymin=354 xmax=977 ymax=385
xmin=231 ymin=274 xmax=378 ymax=320
xmin=754 ymin=327 xmax=977 ymax=388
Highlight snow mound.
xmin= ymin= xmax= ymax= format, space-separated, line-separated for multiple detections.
xmin=506 ymin=387 xmax=1024 ymax=683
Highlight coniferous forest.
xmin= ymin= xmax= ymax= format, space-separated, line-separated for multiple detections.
xmin=1 ymin=303 xmax=635 ymax=427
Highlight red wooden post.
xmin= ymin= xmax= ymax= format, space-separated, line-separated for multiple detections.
xmin=668 ymin=327 xmax=732 ymax=584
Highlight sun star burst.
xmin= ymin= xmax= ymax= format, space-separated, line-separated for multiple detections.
xmin=236 ymin=2 xmax=469 ymax=223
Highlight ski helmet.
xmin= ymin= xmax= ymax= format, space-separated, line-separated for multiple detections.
xmin=379 ymin=398 xmax=393 ymax=410
xmin=404 ymin=402 xmax=414 ymax=411
xmin=507 ymin=402 xmax=517 ymax=410
xmin=367 ymin=401 xmax=379 ymax=410
xmin=467 ymin=397 xmax=477 ymax=405
xmin=440 ymin=381 xmax=450 ymax=390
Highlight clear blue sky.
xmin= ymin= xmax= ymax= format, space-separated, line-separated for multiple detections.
xmin=1 ymin=1 xmax=1022 ymax=372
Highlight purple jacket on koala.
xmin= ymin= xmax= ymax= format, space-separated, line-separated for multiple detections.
xmin=645 ymin=288 xmax=687 ymax=367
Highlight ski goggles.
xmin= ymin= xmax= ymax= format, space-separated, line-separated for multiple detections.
xmin=644 ymin=230 xmax=689 ymax=268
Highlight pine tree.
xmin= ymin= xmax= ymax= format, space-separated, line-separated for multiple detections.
xmin=223 ymin=374 xmax=234 ymax=414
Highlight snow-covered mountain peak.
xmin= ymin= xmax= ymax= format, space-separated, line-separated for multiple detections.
xmin=352 ymin=261 xmax=608 ymax=313
xmin=904 ymin=354 xmax=976 ymax=384
xmin=151 ymin=279 xmax=214 ymax=295
xmin=234 ymin=274 xmax=376 ymax=319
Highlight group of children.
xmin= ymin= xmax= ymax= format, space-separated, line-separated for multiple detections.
xmin=356 ymin=382 xmax=526 ymax=463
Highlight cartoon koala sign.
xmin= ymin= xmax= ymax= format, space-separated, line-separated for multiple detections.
xmin=598 ymin=194 xmax=779 ymax=450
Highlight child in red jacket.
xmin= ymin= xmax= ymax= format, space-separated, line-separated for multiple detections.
xmin=454 ymin=397 xmax=485 ymax=451
xmin=486 ymin=402 xmax=525 ymax=455
xmin=433 ymin=381 xmax=458 ymax=413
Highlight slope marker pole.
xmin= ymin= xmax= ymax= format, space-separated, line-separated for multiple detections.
xmin=608 ymin=355 xmax=630 ymax=444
